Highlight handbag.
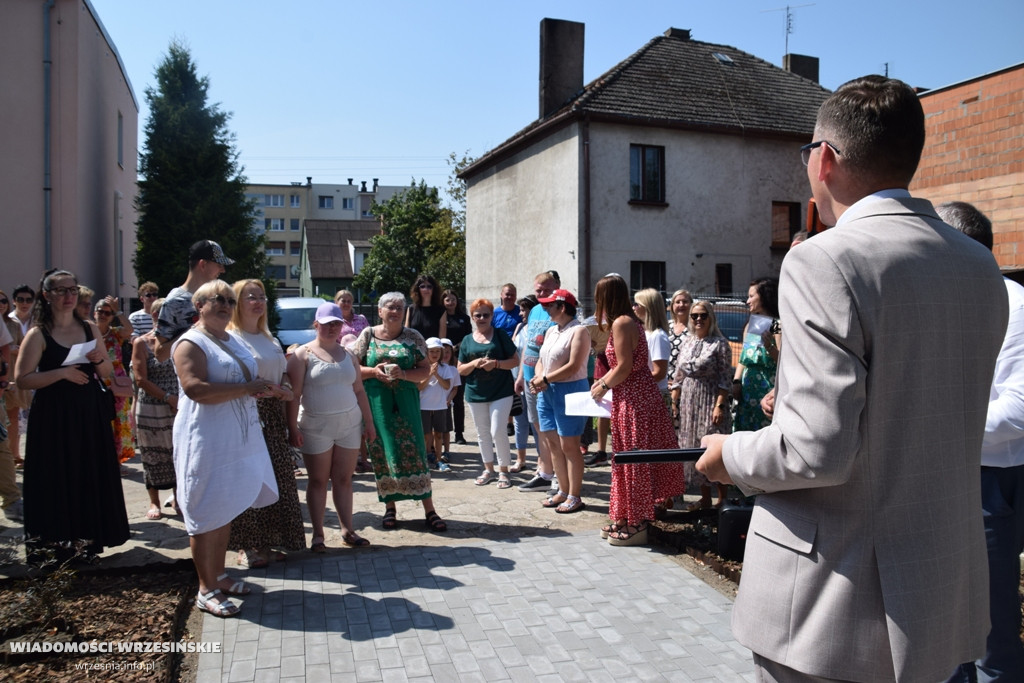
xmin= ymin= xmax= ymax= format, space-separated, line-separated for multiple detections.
xmin=510 ymin=393 xmax=523 ymax=417
xmin=110 ymin=374 xmax=133 ymax=398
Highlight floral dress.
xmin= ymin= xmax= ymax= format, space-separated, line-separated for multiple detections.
xmin=608 ymin=319 xmax=685 ymax=526
xmin=673 ymin=334 xmax=733 ymax=488
xmin=353 ymin=326 xmax=433 ymax=503
xmin=734 ymin=319 xmax=780 ymax=432
xmin=101 ymin=326 xmax=134 ymax=463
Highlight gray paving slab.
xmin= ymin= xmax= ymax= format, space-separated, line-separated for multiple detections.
xmin=195 ymin=534 xmax=755 ymax=682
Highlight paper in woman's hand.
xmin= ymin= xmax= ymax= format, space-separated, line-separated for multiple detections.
xmin=62 ymin=338 xmax=98 ymax=366
xmin=565 ymin=390 xmax=612 ymax=418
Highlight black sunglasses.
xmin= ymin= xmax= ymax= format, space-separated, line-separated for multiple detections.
xmin=690 ymin=312 xmax=709 ymax=321
xmin=206 ymin=294 xmax=237 ymax=307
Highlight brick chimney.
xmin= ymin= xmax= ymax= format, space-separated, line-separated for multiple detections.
xmin=539 ymin=18 xmax=584 ymax=119
xmin=783 ymin=54 xmax=820 ymax=84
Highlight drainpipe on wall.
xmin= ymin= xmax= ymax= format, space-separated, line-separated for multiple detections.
xmin=582 ymin=115 xmax=592 ymax=305
xmin=43 ymin=0 xmax=55 ymax=269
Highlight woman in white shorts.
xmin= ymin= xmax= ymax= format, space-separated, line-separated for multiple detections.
xmin=287 ymin=303 xmax=376 ymax=551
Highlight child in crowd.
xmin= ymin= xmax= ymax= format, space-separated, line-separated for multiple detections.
xmin=418 ymin=337 xmax=456 ymax=471
xmin=440 ymin=338 xmax=461 ymax=470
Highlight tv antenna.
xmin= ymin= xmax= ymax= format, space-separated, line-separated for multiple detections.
xmin=762 ymin=4 xmax=815 ymax=55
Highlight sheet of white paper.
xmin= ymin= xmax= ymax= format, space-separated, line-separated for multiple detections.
xmin=565 ymin=390 xmax=612 ymax=418
xmin=61 ymin=338 xmax=98 ymax=366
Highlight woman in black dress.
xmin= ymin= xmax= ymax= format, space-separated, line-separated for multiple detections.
xmin=404 ymin=274 xmax=447 ymax=341
xmin=14 ymin=269 xmax=129 ymax=563
xmin=441 ymin=289 xmax=471 ymax=444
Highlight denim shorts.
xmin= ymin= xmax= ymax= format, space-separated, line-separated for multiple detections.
xmin=536 ymin=378 xmax=590 ymax=436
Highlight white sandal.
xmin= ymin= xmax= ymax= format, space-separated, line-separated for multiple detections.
xmin=216 ymin=572 xmax=252 ymax=596
xmin=195 ymin=589 xmax=239 ymax=618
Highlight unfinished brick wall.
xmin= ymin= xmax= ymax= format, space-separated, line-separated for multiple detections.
xmin=912 ymin=64 xmax=1024 ymax=268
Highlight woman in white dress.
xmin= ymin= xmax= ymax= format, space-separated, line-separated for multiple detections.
xmin=172 ymin=279 xmax=280 ymax=618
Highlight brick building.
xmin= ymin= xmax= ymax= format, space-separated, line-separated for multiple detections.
xmin=912 ymin=62 xmax=1024 ymax=271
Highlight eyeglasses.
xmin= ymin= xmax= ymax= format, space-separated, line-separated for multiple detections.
xmin=473 ymin=312 xmax=492 ymax=319
xmin=142 ymin=292 xmax=159 ymax=299
xmin=418 ymin=284 xmax=434 ymax=289
xmin=0 ymin=299 xmax=8 ymax=306
xmin=95 ymin=309 xmax=114 ymax=317
xmin=206 ymin=295 xmax=237 ymax=307
xmin=632 ymin=302 xmax=645 ymax=309
xmin=245 ymin=295 xmax=268 ymax=302
xmin=15 ymin=296 xmax=34 ymax=304
xmin=690 ymin=312 xmax=709 ymax=321
xmin=47 ymin=287 xmax=78 ymax=298
xmin=800 ymin=140 xmax=842 ymax=166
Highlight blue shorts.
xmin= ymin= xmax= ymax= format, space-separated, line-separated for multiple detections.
xmin=536 ymin=378 xmax=590 ymax=437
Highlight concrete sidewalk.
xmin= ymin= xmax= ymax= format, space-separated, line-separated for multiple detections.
xmin=196 ymin=533 xmax=753 ymax=683
xmin=0 ymin=424 xmax=755 ymax=681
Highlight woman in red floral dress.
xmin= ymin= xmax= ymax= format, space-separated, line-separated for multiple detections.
xmin=590 ymin=275 xmax=684 ymax=546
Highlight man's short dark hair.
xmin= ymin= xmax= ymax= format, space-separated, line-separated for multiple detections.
xmin=936 ymin=201 xmax=993 ymax=251
xmin=12 ymin=284 xmax=34 ymax=298
xmin=816 ymin=75 xmax=925 ymax=186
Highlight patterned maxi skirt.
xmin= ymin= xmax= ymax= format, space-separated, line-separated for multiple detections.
xmin=135 ymin=398 xmax=176 ymax=490
xmin=227 ymin=397 xmax=306 ymax=551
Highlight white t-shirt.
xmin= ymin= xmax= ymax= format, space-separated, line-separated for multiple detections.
xmin=646 ymin=328 xmax=671 ymax=392
xmin=420 ymin=363 xmax=458 ymax=411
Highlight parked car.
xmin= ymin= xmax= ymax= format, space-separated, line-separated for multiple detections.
xmin=275 ymin=297 xmax=324 ymax=349
xmin=706 ymin=298 xmax=749 ymax=368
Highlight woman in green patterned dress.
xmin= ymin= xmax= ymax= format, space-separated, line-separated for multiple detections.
xmin=353 ymin=292 xmax=447 ymax=532
xmin=731 ymin=278 xmax=781 ymax=431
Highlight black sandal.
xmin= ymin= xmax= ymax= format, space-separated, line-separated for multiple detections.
xmin=382 ymin=508 xmax=397 ymax=530
xmin=425 ymin=511 xmax=447 ymax=532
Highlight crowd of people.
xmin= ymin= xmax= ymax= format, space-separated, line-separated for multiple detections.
xmin=1 ymin=73 xmax=1014 ymax=678
xmin=0 ymin=243 xmax=788 ymax=614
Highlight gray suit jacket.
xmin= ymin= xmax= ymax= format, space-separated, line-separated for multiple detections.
xmin=724 ymin=196 xmax=1008 ymax=682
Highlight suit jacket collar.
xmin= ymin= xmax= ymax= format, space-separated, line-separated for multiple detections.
xmin=835 ymin=194 xmax=939 ymax=227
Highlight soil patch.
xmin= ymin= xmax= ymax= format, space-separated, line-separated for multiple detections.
xmin=0 ymin=561 xmax=197 ymax=682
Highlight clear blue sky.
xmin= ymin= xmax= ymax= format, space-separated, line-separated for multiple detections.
xmin=90 ymin=0 xmax=1023 ymax=201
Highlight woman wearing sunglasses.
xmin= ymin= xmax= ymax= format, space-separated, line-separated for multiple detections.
xmin=93 ymin=296 xmax=135 ymax=464
xmin=405 ymin=274 xmax=447 ymax=341
xmin=172 ymin=279 xmax=280 ymax=618
xmin=670 ymin=301 xmax=733 ymax=510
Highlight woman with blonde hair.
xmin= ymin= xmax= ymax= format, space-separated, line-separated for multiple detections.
xmin=632 ymin=288 xmax=672 ymax=410
xmin=667 ymin=289 xmax=693 ymax=429
xmin=172 ymin=279 xmax=279 ymax=617
xmin=228 ymin=279 xmax=306 ymax=565
xmin=671 ymin=300 xmax=732 ymax=509
xmin=333 ymin=289 xmax=369 ymax=340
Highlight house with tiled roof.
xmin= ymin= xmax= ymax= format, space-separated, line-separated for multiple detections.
xmin=460 ymin=19 xmax=831 ymax=305
xmin=298 ymin=219 xmax=380 ymax=297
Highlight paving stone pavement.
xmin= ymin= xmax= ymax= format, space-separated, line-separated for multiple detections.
xmin=195 ymin=533 xmax=755 ymax=683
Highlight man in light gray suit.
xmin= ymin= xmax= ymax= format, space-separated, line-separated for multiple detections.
xmin=698 ymin=76 xmax=1008 ymax=682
